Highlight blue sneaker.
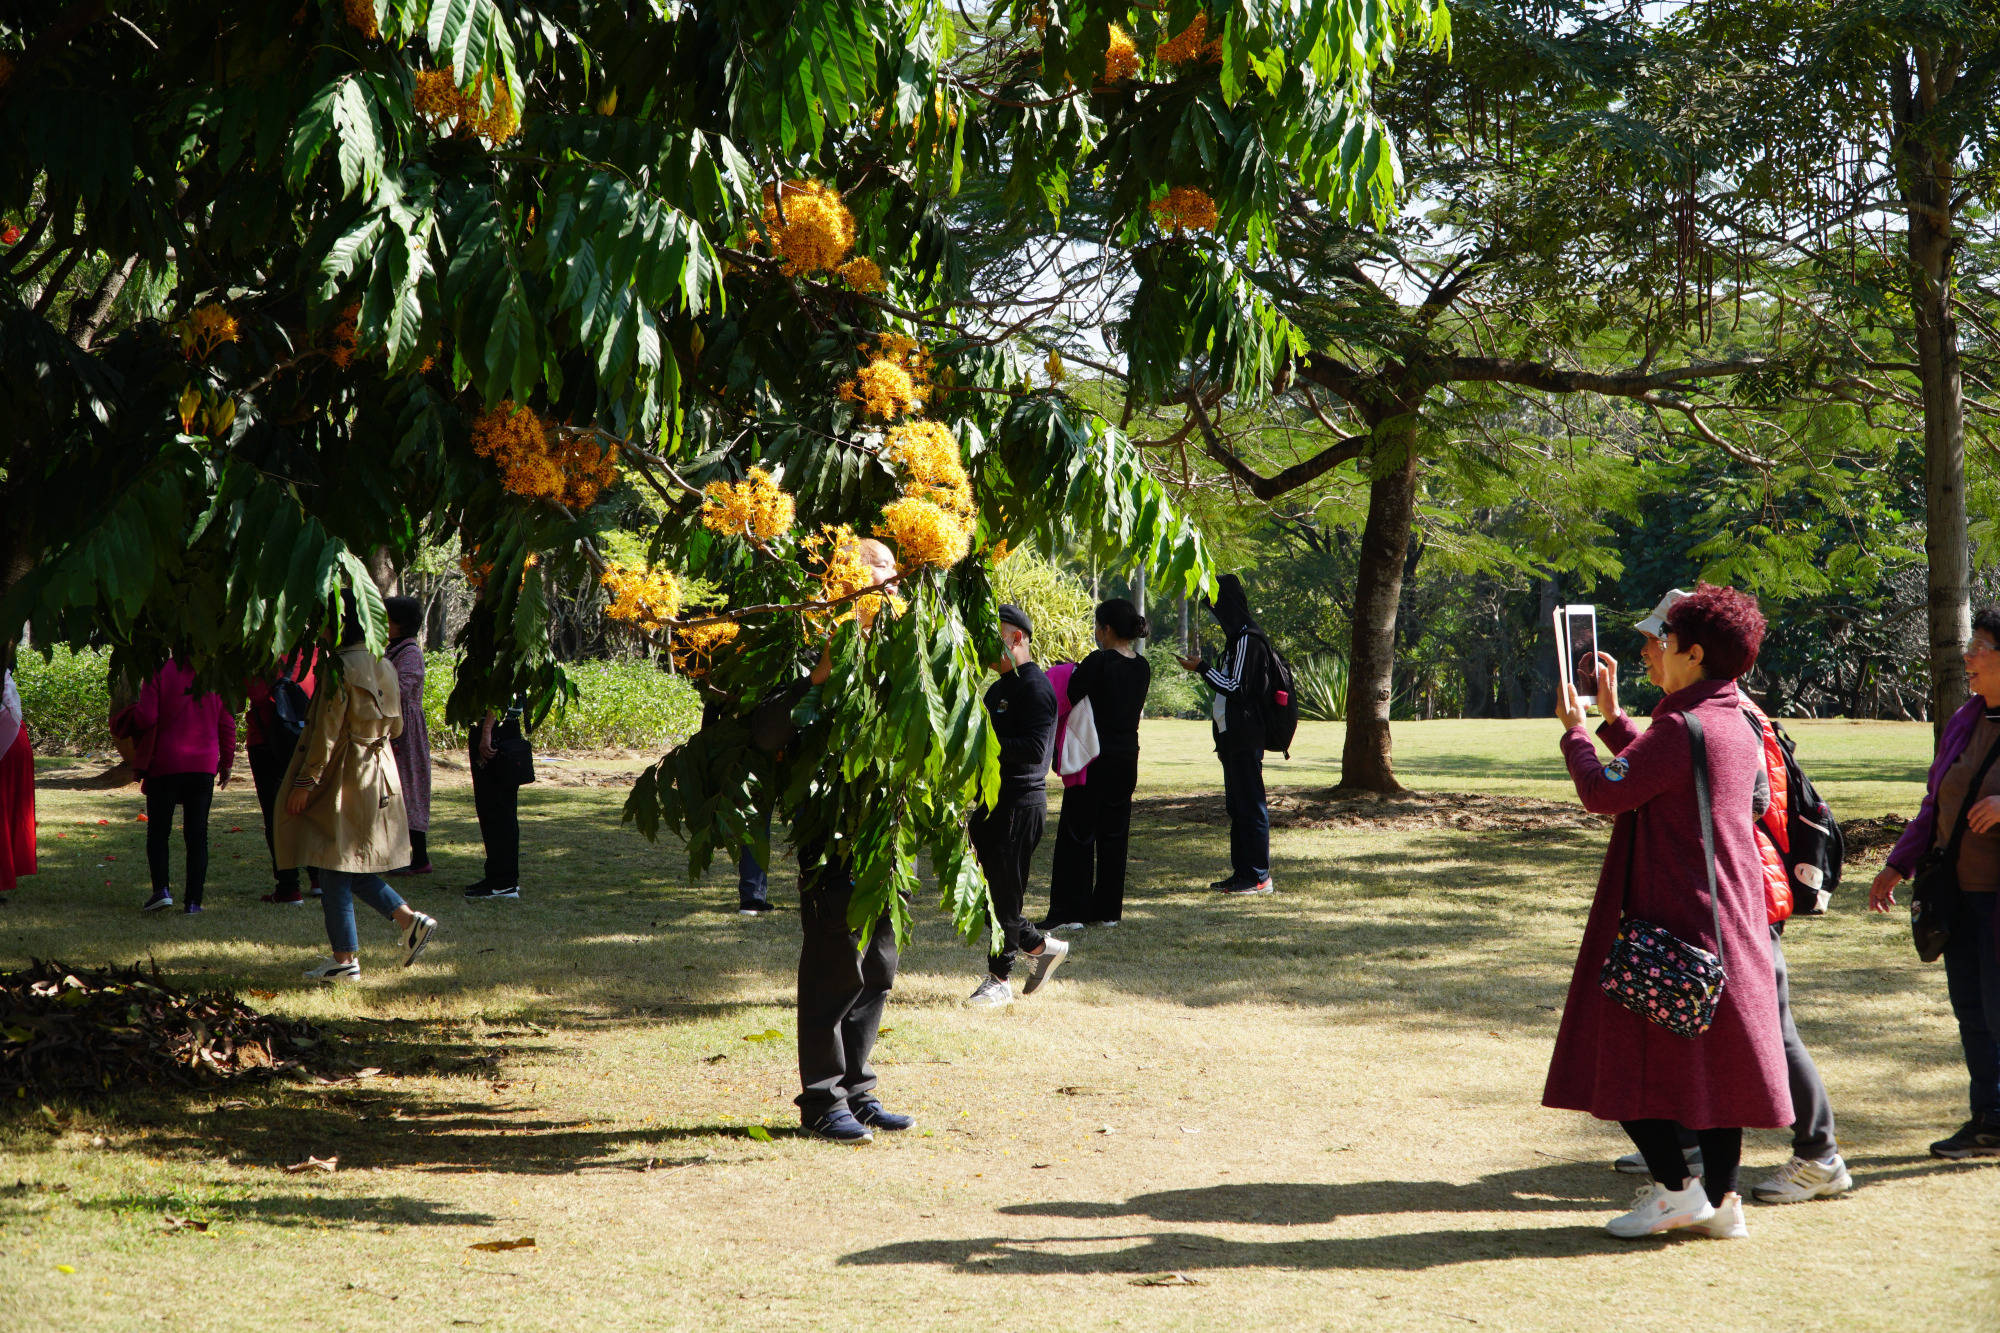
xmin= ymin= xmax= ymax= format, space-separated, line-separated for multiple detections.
xmin=851 ymin=1099 xmax=914 ymax=1132
xmin=803 ymin=1109 xmax=874 ymax=1143
xmin=141 ymin=889 xmax=174 ymax=913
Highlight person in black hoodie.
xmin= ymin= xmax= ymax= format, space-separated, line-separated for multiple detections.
xmin=965 ymin=604 xmax=1068 ymax=1007
xmin=1178 ymin=574 xmax=1274 ymax=894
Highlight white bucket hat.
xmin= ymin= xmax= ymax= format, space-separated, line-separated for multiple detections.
xmin=1635 ymin=588 xmax=1691 ymax=639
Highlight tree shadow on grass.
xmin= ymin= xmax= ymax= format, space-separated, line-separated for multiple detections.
xmin=61 ymin=1191 xmax=500 ymax=1229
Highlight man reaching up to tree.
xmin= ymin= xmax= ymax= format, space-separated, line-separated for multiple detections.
xmin=965 ymin=605 xmax=1068 ymax=1007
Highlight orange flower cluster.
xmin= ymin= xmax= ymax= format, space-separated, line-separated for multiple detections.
xmin=343 ymin=0 xmax=380 ymax=40
xmin=672 ymin=621 xmax=741 ymax=675
xmin=1159 ymin=15 xmax=1223 ymax=66
xmin=840 ymin=332 xmax=933 ymax=421
xmin=412 ymin=67 xmax=520 ymax=143
xmin=470 ymin=403 xmax=618 ymax=511
xmin=181 ymin=303 xmax=239 ymax=360
xmin=875 ymin=497 xmax=971 ymax=570
xmin=989 ymin=540 xmax=1013 ymax=564
xmin=328 ymin=303 xmax=360 ymax=368
xmin=701 ymin=467 xmax=796 ymax=541
xmin=884 ymin=420 xmax=973 ymax=519
xmin=758 ymin=180 xmax=857 ymax=278
xmin=600 ymin=561 xmax=683 ymax=631
xmin=1151 ymin=185 xmax=1219 ymax=233
xmin=460 ymin=550 xmax=538 ymax=593
xmin=1102 ymin=26 xmax=1141 ymax=83
xmin=836 ymin=256 xmax=886 ymax=292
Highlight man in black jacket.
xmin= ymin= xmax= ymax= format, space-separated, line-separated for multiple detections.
xmin=965 ymin=604 xmax=1069 ymax=1007
xmin=1178 ymin=574 xmax=1274 ymax=894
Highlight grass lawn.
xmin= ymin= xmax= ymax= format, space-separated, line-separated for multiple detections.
xmin=2 ymin=718 xmax=1995 ymax=1331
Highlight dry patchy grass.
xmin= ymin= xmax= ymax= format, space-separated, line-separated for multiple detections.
xmin=1 ymin=719 xmax=1995 ymax=1331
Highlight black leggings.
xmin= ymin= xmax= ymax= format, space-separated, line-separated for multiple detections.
xmin=146 ymin=773 xmax=215 ymax=906
xmin=1621 ymin=1119 xmax=1742 ymax=1205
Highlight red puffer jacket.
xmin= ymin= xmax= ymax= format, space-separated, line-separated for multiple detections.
xmin=1741 ymin=700 xmax=1792 ymax=923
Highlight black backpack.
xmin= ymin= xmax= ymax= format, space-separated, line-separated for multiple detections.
xmin=269 ymin=663 xmax=312 ymax=752
xmin=1244 ymin=628 xmax=1301 ymax=758
xmin=1770 ymin=720 xmax=1845 ymax=915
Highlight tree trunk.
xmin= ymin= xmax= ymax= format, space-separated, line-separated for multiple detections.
xmin=1898 ymin=51 xmax=1970 ymax=738
xmin=367 ymin=545 xmax=401 ymax=597
xmin=1335 ymin=420 xmax=1420 ymax=795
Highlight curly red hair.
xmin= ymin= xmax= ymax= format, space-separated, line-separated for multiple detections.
xmin=1663 ymin=583 xmax=1765 ymax=680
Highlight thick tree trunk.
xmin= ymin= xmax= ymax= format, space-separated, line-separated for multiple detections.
xmin=1335 ymin=420 xmax=1420 ymax=794
xmin=367 ymin=545 xmax=401 ymax=597
xmin=1897 ymin=50 xmax=1971 ymax=738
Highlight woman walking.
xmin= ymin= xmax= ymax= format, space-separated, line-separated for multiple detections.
xmin=1548 ymin=584 xmax=1791 ymax=1240
xmin=383 ymin=596 xmax=434 ymax=876
xmin=1869 ymin=606 xmax=2000 ymax=1159
xmin=276 ymin=607 xmax=437 ymax=981
xmin=129 ymin=658 xmax=236 ymax=914
xmin=1044 ymin=598 xmax=1151 ymax=930
xmin=0 ymin=669 xmax=36 ymax=902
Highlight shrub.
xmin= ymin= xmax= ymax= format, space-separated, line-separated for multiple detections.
xmin=990 ymin=550 xmax=1097 ymax=666
xmin=16 ymin=647 xmax=116 ymax=754
xmin=1144 ymin=643 xmax=1212 ymax=719
xmin=421 ymin=652 xmax=701 ymax=751
xmin=1295 ymin=654 xmax=1349 ymax=721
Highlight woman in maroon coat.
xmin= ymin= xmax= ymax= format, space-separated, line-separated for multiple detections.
xmin=1549 ymin=584 xmax=1791 ymax=1241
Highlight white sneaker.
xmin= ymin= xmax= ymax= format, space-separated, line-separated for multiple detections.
xmin=1045 ymin=922 xmax=1086 ymax=933
xmin=964 ymin=975 xmax=1013 ymax=1007
xmin=1753 ymin=1153 xmax=1852 ymax=1204
xmin=1613 ymin=1145 xmax=1704 ymax=1177
xmin=303 ymin=958 xmax=361 ymax=982
xmin=1691 ymin=1191 xmax=1748 ymax=1238
xmin=1021 ymin=937 xmax=1069 ymax=995
xmin=1605 ymin=1180 xmax=1715 ymax=1238
xmin=402 ymin=912 xmax=438 ymax=967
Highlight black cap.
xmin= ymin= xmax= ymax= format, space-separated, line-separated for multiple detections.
xmin=998 ymin=603 xmax=1033 ymax=637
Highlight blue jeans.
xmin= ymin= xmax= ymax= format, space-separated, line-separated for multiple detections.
xmin=1943 ymin=892 xmax=2000 ymax=1119
xmin=739 ymin=808 xmax=773 ymax=910
xmin=320 ymin=869 xmax=407 ymax=954
xmin=1220 ymin=742 xmax=1269 ymax=882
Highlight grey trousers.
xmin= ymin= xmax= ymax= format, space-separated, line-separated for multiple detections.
xmin=1676 ymin=922 xmax=1837 ymax=1157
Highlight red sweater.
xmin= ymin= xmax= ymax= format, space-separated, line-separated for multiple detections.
xmin=131 ymin=661 xmax=236 ymax=783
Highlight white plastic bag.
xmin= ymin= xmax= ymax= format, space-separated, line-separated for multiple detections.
xmin=1058 ymin=696 xmax=1101 ymax=776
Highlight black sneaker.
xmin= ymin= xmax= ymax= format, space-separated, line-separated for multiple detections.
xmin=1220 ymin=875 xmax=1275 ymax=896
xmin=464 ymin=884 xmax=520 ymax=901
xmin=1209 ymin=876 xmax=1240 ymax=890
xmin=1931 ymin=1116 xmax=2000 ymax=1159
xmin=803 ymin=1109 xmax=874 ymax=1143
xmin=141 ymin=889 xmax=174 ymax=913
xmin=851 ymin=1098 xmax=914 ymax=1132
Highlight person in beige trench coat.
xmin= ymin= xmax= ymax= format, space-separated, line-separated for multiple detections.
xmin=276 ymin=619 xmax=438 ymax=982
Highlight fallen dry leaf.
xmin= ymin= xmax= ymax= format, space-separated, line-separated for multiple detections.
xmin=161 ymin=1214 xmax=210 ymax=1233
xmin=1132 ymin=1272 xmax=1203 ymax=1287
xmin=467 ymin=1236 xmax=536 ymax=1253
xmin=283 ymin=1155 xmax=338 ymax=1174
xmin=741 ymin=1028 xmax=783 ymax=1043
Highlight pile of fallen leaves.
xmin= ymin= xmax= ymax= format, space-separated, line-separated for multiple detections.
xmin=1838 ymin=813 xmax=1908 ymax=856
xmin=1138 ymin=789 xmax=1608 ymax=834
xmin=1 ymin=959 xmax=328 ymax=1099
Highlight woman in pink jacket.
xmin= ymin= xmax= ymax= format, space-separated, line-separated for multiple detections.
xmin=130 ymin=660 xmax=236 ymax=914
xmin=1549 ymin=585 xmax=1790 ymax=1241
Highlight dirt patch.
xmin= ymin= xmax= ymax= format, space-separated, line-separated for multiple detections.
xmin=1839 ymin=813 xmax=1909 ymax=856
xmin=1137 ymin=789 xmax=1607 ymax=833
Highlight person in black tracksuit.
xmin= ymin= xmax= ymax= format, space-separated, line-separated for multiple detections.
xmin=965 ymin=604 xmax=1067 ymax=1007
xmin=465 ymin=702 xmax=533 ymax=900
xmin=1179 ymin=574 xmax=1274 ymax=894
xmin=1044 ymin=598 xmax=1152 ymax=929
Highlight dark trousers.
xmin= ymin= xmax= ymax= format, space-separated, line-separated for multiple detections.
xmin=1661 ymin=923 xmax=1839 ymax=1158
xmin=972 ymin=797 xmax=1047 ymax=979
xmin=1220 ymin=741 xmax=1269 ymax=882
xmin=471 ymin=762 xmax=521 ymax=886
xmin=409 ymin=828 xmax=429 ymax=867
xmin=1045 ymin=751 xmax=1138 ymax=926
xmin=1622 ymin=1120 xmax=1742 ymax=1206
xmin=738 ymin=807 xmax=772 ymax=910
xmin=1944 ymin=891 xmax=2000 ymax=1120
xmin=795 ymin=855 xmax=899 ymax=1119
xmin=247 ymin=742 xmax=298 ymax=893
xmin=145 ymin=773 xmax=215 ymax=905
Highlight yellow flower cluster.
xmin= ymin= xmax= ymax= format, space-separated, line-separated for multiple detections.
xmin=884 ymin=420 xmax=973 ymax=518
xmin=840 ymin=332 xmax=933 ymax=421
xmin=181 ymin=303 xmax=239 ymax=360
xmin=460 ymin=550 xmax=538 ymax=593
xmin=836 ymin=256 xmax=886 ymax=292
xmin=875 ymin=497 xmax=971 ymax=570
xmin=1103 ymin=26 xmax=1141 ymax=83
xmin=701 ymin=467 xmax=796 ymax=541
xmin=600 ymin=561 xmax=683 ymax=631
xmin=989 ymin=540 xmax=1013 ymax=564
xmin=1151 ymin=185 xmax=1219 ymax=233
xmin=343 ymin=0 xmax=380 ymax=40
xmin=412 ymin=67 xmax=520 ymax=143
xmin=1159 ymin=15 xmax=1223 ymax=66
xmin=803 ymin=524 xmax=904 ymax=624
xmin=759 ymin=180 xmax=857 ymax=278
xmin=470 ymin=403 xmax=618 ymax=511
xmin=672 ymin=621 xmax=741 ymax=675
xmin=1045 ymin=349 xmax=1065 ymax=383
